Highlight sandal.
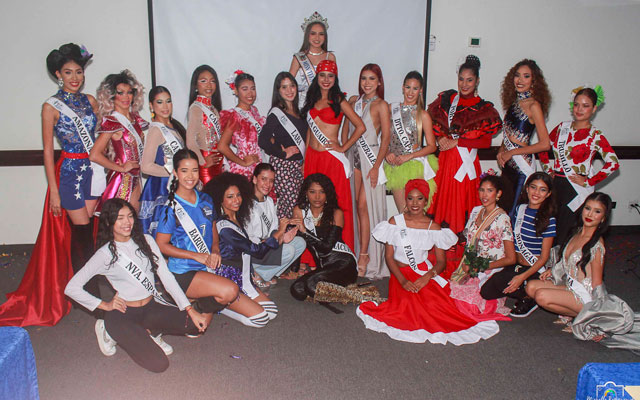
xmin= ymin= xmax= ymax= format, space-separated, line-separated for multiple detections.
xmin=280 ymin=271 xmax=299 ymax=280
xmin=562 ymin=324 xmax=573 ymax=333
xmin=253 ymin=274 xmax=271 ymax=289
xmin=553 ymin=315 xmax=572 ymax=325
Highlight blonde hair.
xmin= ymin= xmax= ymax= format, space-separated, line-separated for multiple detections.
xmin=96 ymin=69 xmax=145 ymax=122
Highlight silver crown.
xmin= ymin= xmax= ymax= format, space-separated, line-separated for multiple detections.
xmin=301 ymin=11 xmax=329 ymax=31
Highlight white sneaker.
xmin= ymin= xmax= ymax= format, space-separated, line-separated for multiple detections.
xmin=151 ymin=334 xmax=173 ymax=355
xmin=95 ymin=319 xmax=116 ymax=356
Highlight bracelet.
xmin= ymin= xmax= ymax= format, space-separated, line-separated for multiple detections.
xmin=359 ymin=253 xmax=369 ymax=256
xmin=185 ymin=305 xmax=193 ymax=313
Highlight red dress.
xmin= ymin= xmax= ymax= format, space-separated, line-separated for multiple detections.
xmin=356 ymin=216 xmax=499 ymax=344
xmin=427 ymin=90 xmax=502 ymax=277
xmin=302 ymin=107 xmax=355 ymax=267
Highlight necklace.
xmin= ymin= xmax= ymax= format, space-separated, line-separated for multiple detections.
xmin=311 ymin=211 xmax=323 ymax=225
xmin=363 ymin=96 xmax=378 ymax=105
xmin=308 ymin=50 xmax=325 ymax=56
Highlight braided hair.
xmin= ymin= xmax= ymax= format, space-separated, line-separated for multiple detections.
xmin=163 ymin=148 xmax=200 ymax=223
xmin=97 ymin=198 xmax=159 ymax=272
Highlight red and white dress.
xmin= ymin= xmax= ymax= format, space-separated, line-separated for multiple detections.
xmin=220 ymin=106 xmax=265 ymax=180
xmin=356 ymin=214 xmax=500 ymax=345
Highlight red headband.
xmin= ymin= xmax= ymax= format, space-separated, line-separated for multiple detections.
xmin=316 ymin=60 xmax=338 ymax=76
xmin=405 ymin=179 xmax=430 ymax=199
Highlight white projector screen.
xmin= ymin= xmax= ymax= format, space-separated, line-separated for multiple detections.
xmin=151 ymin=0 xmax=428 ymax=125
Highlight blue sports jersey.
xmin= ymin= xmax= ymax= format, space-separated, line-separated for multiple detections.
xmin=154 ymin=191 xmax=217 ymax=274
xmin=513 ymin=206 xmax=556 ymax=257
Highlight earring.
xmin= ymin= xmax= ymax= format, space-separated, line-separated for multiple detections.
xmin=195 ymin=88 xmax=198 ymax=93
xmin=150 ymin=108 xmax=155 ymax=119
xmin=58 ymin=78 xmax=64 ymax=88
xmin=474 ymin=86 xmax=478 ymax=97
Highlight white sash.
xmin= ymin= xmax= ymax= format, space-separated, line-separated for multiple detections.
xmin=390 ymin=102 xmax=435 ymax=181
xmin=216 ymin=219 xmax=259 ymax=299
xmin=269 ymin=107 xmax=306 ymax=156
xmin=294 ymin=52 xmax=316 ymax=86
xmin=115 ymin=249 xmax=177 ymax=308
xmin=112 ymin=111 xmax=144 ymax=160
xmin=303 ymin=210 xmax=357 ymax=262
xmin=306 ymin=113 xmax=352 ymax=179
xmin=513 ymin=204 xmax=539 ymax=268
xmin=193 ymin=102 xmax=221 ymax=145
xmin=150 ymin=122 xmax=182 ymax=174
xmin=396 ymin=215 xmax=447 ymax=288
xmin=557 ymin=122 xmax=595 ymax=212
xmin=354 ymin=97 xmax=387 ymax=186
xmin=172 ymin=201 xmax=212 ymax=274
xmin=46 ymin=96 xmax=106 ymax=196
xmin=235 ymin=107 xmax=266 ymax=163
xmin=567 ymin=275 xmax=592 ymax=304
xmin=446 ymin=94 xmax=478 ymax=182
xmin=503 ymin=135 xmax=536 ymax=177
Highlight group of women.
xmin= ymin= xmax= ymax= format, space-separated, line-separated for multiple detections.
xmin=0 ymin=11 xmax=637 ymax=372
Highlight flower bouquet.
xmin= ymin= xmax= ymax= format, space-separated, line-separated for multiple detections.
xmin=462 ymin=244 xmax=491 ymax=278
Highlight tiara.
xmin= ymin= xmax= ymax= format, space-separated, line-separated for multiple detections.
xmin=301 ymin=11 xmax=329 ymax=31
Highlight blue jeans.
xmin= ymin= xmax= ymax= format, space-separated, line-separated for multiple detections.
xmin=254 ymin=236 xmax=306 ymax=281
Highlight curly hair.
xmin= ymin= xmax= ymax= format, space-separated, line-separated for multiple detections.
xmin=517 ymin=172 xmax=556 ymax=237
xmin=204 ymin=172 xmax=254 ymax=228
xmin=295 ymin=173 xmax=340 ymax=227
xmin=500 ymin=59 xmax=551 ymax=116
xmin=97 ymin=198 xmax=159 ymax=272
xmin=96 ymin=69 xmax=145 ymax=122
xmin=563 ymin=192 xmax=612 ymax=274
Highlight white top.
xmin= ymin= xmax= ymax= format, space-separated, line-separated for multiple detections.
xmin=64 ymin=234 xmax=190 ymax=311
xmin=247 ymin=197 xmax=278 ymax=244
xmin=372 ymin=214 xmax=458 ymax=265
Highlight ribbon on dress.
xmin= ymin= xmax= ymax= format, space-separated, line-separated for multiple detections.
xmin=354 ymin=97 xmax=387 ymax=186
xmin=46 ymin=97 xmax=107 ymax=196
xmin=557 ymin=122 xmax=595 ymax=212
xmin=306 ymin=113 xmax=352 ymax=179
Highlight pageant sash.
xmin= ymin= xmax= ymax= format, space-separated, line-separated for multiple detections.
xmin=396 ymin=215 xmax=447 ymax=288
xmin=306 ymin=113 xmax=351 ymax=178
xmin=151 ymin=122 xmax=182 ymax=174
xmin=513 ymin=204 xmax=539 ymax=268
xmin=295 ymin=52 xmax=316 ymax=86
xmin=390 ymin=102 xmax=435 ymax=182
xmin=303 ymin=210 xmax=356 ymax=262
xmin=47 ymin=97 xmax=107 ymax=196
xmin=112 ymin=111 xmax=144 ymax=159
xmin=115 ymin=250 xmax=177 ymax=308
xmin=269 ymin=107 xmax=306 ymax=156
xmin=503 ymin=134 xmax=536 ymax=177
xmin=354 ymin=97 xmax=387 ymax=186
xmin=193 ymin=101 xmax=221 ymax=147
xmin=235 ymin=107 xmax=267 ymax=163
xmin=445 ymin=93 xmax=477 ymax=182
xmin=447 ymin=93 xmax=460 ymax=137
xmin=557 ymin=122 xmax=595 ymax=212
xmin=172 ymin=201 xmax=213 ymax=274
xmin=216 ymin=219 xmax=259 ymax=299
xmin=567 ymin=275 xmax=593 ymax=304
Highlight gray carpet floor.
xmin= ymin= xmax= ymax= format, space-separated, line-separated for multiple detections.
xmin=2 ymin=236 xmax=640 ymax=400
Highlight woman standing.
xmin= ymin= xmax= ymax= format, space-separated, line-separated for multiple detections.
xmin=449 ymin=175 xmax=516 ymax=321
xmin=219 ymin=71 xmax=265 ymax=180
xmin=357 ymin=179 xmax=499 ymax=345
xmin=289 ymin=11 xmax=336 ymax=108
xmin=0 ymin=43 xmax=98 ymax=326
xmin=539 ymin=86 xmax=619 ymax=245
xmin=65 ymin=198 xmax=209 ymax=372
xmin=301 ymin=60 xmax=365 ymax=256
xmin=186 ymin=65 xmax=224 ymax=185
xmin=91 ymin=70 xmax=148 ymax=212
xmin=258 ymin=72 xmax=307 ymax=219
xmin=139 ymin=86 xmax=185 ymax=234
xmin=384 ymin=71 xmax=438 ymax=215
xmin=289 ymin=174 xmax=358 ymax=301
xmin=343 ymin=64 xmax=391 ymax=278
xmin=427 ymin=55 xmax=503 ymax=236
xmin=497 ymin=59 xmax=551 ymax=218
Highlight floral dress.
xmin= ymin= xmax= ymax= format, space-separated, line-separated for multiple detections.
xmin=219 ymin=106 xmax=265 ymax=180
xmin=449 ymin=205 xmax=514 ymax=321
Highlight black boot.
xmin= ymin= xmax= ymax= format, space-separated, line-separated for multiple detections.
xmin=70 ymin=221 xmax=103 ymax=318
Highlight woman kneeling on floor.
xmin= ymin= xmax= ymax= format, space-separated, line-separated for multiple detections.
xmin=65 ymin=198 xmax=209 ymax=372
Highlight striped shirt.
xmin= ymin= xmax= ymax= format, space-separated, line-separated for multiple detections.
xmin=513 ymin=206 xmax=556 ymax=256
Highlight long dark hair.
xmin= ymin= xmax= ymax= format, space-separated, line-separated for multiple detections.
xmin=517 ymin=172 xmax=556 ymax=236
xmin=188 ymin=65 xmax=222 ymax=111
xmin=295 ymin=173 xmax=340 ymax=227
xmin=97 ymin=198 xmax=159 ymax=272
xmin=164 ymin=149 xmax=200 ymax=222
xmin=271 ymin=71 xmax=300 ymax=115
xmin=298 ymin=22 xmax=329 ymax=53
xmin=149 ymin=85 xmax=187 ymax=143
xmin=204 ymin=172 xmax=254 ymax=228
xmin=301 ymin=74 xmax=345 ymax=118
xmin=479 ymin=175 xmax=510 ymax=211
xmin=563 ymin=192 xmax=612 ymax=274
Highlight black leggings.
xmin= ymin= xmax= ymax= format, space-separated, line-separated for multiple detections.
xmin=480 ymin=265 xmax=540 ymax=302
xmin=104 ymin=301 xmax=198 ymax=373
xmin=290 ymin=262 xmax=358 ymax=301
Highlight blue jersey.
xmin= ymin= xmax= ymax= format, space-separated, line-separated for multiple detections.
xmin=155 ymin=191 xmax=216 ymax=274
xmin=513 ymin=206 xmax=556 ymax=257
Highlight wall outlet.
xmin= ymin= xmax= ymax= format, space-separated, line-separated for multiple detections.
xmin=629 ymin=200 xmax=640 ymax=211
